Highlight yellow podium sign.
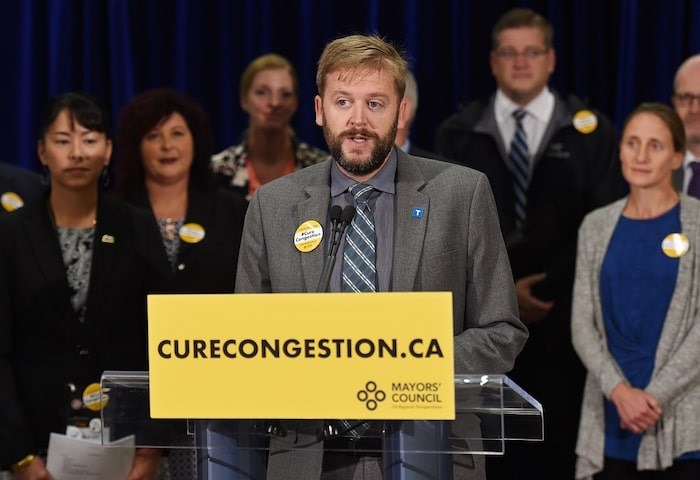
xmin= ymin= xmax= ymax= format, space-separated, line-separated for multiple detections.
xmin=148 ymin=292 xmax=455 ymax=420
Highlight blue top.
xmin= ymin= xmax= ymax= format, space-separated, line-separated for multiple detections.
xmin=600 ymin=204 xmax=685 ymax=461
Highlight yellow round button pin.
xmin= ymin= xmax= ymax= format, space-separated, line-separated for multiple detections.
xmin=661 ymin=233 xmax=689 ymax=258
xmin=82 ymin=383 xmax=109 ymax=412
xmin=1 ymin=192 xmax=24 ymax=212
xmin=179 ymin=223 xmax=206 ymax=243
xmin=573 ymin=110 xmax=598 ymax=134
xmin=294 ymin=220 xmax=323 ymax=252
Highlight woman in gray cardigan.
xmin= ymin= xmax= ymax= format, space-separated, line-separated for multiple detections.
xmin=572 ymin=103 xmax=700 ymax=479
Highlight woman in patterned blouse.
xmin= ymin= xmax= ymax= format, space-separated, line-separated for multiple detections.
xmin=0 ymin=92 xmax=163 ymax=479
xmin=210 ymin=53 xmax=329 ymax=200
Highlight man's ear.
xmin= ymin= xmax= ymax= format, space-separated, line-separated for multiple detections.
xmin=397 ymin=97 xmax=409 ymax=130
xmin=314 ymin=95 xmax=324 ymax=127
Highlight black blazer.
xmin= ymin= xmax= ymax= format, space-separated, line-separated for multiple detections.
xmin=134 ymin=185 xmax=248 ymax=294
xmin=0 ymin=193 xmax=165 ymax=467
xmin=0 ymin=162 xmax=45 ymax=214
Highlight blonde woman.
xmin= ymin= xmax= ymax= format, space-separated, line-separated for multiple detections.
xmin=211 ymin=53 xmax=328 ymax=199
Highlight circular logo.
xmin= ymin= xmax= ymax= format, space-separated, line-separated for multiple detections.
xmin=357 ymin=381 xmax=386 ymax=411
xmin=1 ymin=192 xmax=24 ymax=212
xmin=293 ymin=220 xmax=323 ymax=252
xmin=82 ymin=383 xmax=109 ymax=412
xmin=662 ymin=233 xmax=689 ymax=258
xmin=573 ymin=110 xmax=598 ymax=134
xmin=179 ymin=223 xmax=206 ymax=243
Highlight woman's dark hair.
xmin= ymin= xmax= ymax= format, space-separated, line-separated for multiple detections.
xmin=115 ymin=88 xmax=214 ymax=203
xmin=39 ymin=91 xmax=111 ymax=140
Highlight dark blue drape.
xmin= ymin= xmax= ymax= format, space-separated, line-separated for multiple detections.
xmin=2 ymin=0 xmax=699 ymax=172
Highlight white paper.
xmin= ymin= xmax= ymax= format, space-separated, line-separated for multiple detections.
xmin=46 ymin=433 xmax=135 ymax=480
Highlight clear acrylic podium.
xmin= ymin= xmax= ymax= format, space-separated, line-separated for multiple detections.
xmin=100 ymin=371 xmax=542 ymax=479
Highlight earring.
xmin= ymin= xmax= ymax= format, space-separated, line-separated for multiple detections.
xmin=100 ymin=167 xmax=111 ymax=189
xmin=40 ymin=165 xmax=50 ymax=186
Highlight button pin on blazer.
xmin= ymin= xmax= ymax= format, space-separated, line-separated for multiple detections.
xmin=573 ymin=110 xmax=598 ymax=134
xmin=412 ymin=207 xmax=424 ymax=218
xmin=1 ymin=191 xmax=24 ymax=212
xmin=294 ymin=220 xmax=323 ymax=252
xmin=101 ymin=234 xmax=115 ymax=244
xmin=662 ymin=233 xmax=689 ymax=258
xmin=179 ymin=223 xmax=206 ymax=243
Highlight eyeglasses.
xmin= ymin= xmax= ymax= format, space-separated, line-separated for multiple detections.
xmin=494 ymin=48 xmax=550 ymax=61
xmin=673 ymin=92 xmax=700 ymax=107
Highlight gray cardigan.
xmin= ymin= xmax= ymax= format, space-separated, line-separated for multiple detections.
xmin=572 ymin=195 xmax=700 ymax=479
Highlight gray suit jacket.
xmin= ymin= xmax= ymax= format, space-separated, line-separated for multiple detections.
xmin=572 ymin=195 xmax=700 ymax=478
xmin=235 ymin=149 xmax=528 ymax=479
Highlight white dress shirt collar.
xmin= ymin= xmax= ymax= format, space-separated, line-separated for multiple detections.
xmin=494 ymin=87 xmax=554 ymax=125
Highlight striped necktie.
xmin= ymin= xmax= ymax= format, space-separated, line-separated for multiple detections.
xmin=336 ymin=184 xmax=378 ymax=437
xmin=342 ymin=184 xmax=377 ymax=293
xmin=509 ymin=109 xmax=529 ymax=229
xmin=687 ymin=161 xmax=700 ymax=199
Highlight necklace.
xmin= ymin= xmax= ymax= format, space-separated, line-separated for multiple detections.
xmin=47 ymin=200 xmax=97 ymax=229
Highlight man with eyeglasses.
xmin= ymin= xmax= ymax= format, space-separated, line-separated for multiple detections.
xmin=435 ymin=7 xmax=624 ymax=480
xmin=672 ymin=55 xmax=700 ymax=199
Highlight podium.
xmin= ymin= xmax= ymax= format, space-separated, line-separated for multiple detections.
xmin=100 ymin=371 xmax=542 ymax=479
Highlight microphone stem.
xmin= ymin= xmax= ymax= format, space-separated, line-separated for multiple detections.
xmin=316 ymin=221 xmax=341 ymax=292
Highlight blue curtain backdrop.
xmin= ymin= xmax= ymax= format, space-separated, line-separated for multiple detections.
xmin=2 ymin=0 xmax=699 ymax=172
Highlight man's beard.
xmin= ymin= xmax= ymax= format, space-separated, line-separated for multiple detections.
xmin=323 ymin=118 xmax=398 ymax=176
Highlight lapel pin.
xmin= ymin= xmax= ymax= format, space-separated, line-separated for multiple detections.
xmin=662 ymin=233 xmax=689 ymax=258
xmin=101 ymin=234 xmax=115 ymax=244
xmin=294 ymin=220 xmax=323 ymax=252
xmin=412 ymin=207 xmax=424 ymax=219
xmin=179 ymin=223 xmax=206 ymax=244
xmin=1 ymin=192 xmax=24 ymax=212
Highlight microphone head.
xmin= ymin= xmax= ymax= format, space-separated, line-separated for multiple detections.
xmin=340 ymin=205 xmax=356 ymax=224
xmin=329 ymin=205 xmax=342 ymax=223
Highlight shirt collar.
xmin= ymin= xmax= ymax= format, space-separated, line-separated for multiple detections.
xmin=330 ymin=147 xmax=398 ymax=196
xmin=494 ymin=87 xmax=554 ymax=124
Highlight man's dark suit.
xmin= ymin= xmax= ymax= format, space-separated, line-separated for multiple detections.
xmin=0 ymin=194 xmax=164 ymax=468
xmin=0 ymin=162 xmax=45 ymax=214
xmin=435 ymin=93 xmax=625 ymax=479
xmin=235 ymin=148 xmax=528 ymax=479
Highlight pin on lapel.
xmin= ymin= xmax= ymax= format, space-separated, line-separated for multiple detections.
xmin=101 ymin=234 xmax=115 ymax=244
xmin=412 ymin=207 xmax=424 ymax=219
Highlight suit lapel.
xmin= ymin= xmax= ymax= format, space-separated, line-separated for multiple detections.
xmin=23 ymin=201 xmax=75 ymax=316
xmin=84 ymin=196 xmax=121 ymax=326
xmin=298 ymin=164 xmax=332 ymax=293
xmin=392 ymin=151 xmax=428 ymax=291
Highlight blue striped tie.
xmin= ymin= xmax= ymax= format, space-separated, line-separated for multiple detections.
xmin=688 ymin=161 xmax=700 ymax=199
xmin=342 ymin=184 xmax=377 ymax=292
xmin=510 ymin=109 xmax=529 ymax=229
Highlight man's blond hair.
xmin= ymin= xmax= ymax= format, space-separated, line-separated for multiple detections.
xmin=316 ymin=34 xmax=408 ymax=99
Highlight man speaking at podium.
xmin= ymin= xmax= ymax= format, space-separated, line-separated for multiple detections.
xmin=235 ymin=34 xmax=528 ymax=480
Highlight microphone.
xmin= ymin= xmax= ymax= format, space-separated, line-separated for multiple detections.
xmin=316 ymin=205 xmax=355 ymax=292
xmin=328 ymin=205 xmax=343 ymax=228
xmin=339 ymin=205 xmax=355 ymax=230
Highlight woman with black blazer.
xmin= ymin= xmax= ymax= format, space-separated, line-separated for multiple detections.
xmin=116 ymin=88 xmax=248 ymax=294
xmin=0 ymin=93 xmax=164 ymax=479
xmin=115 ymin=88 xmax=248 ymax=479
